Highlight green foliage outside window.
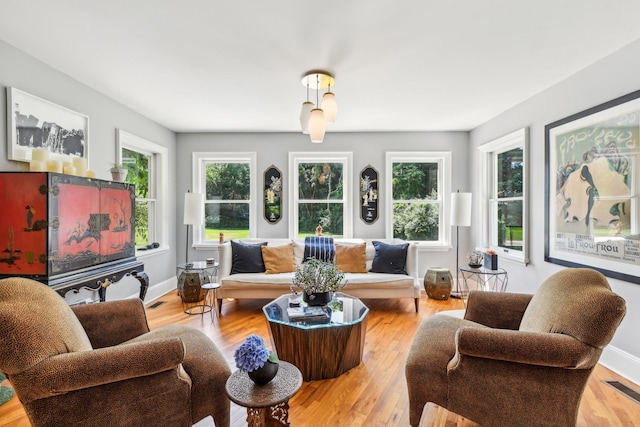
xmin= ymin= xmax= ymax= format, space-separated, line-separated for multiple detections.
xmin=297 ymin=163 xmax=344 ymax=236
xmin=123 ymin=148 xmax=150 ymax=246
xmin=205 ymin=163 xmax=251 ymax=236
xmin=392 ymin=162 xmax=439 ymax=241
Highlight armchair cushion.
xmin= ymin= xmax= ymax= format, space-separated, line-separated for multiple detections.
xmin=463 ymin=291 xmax=532 ymax=330
xmin=520 ymin=268 xmax=626 ymax=348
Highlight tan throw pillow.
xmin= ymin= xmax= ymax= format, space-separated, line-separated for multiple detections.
xmin=335 ymin=243 xmax=367 ymax=273
xmin=261 ymin=244 xmax=296 ymax=274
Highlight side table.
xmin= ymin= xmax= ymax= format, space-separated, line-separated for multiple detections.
xmin=225 ymin=361 xmax=302 ymax=427
xmin=201 ymin=282 xmax=221 ymax=322
xmin=176 ymin=261 xmax=218 ymax=316
xmin=459 ymin=266 xmax=508 ymax=306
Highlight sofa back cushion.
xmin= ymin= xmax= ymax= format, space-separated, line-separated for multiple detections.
xmin=262 ymin=244 xmax=296 ymax=274
xmin=335 ymin=242 xmax=367 ymax=273
xmin=519 ymin=268 xmax=626 ymax=349
xmin=369 ymin=241 xmax=409 ymax=274
xmin=231 ymin=240 xmax=267 ymax=274
xmin=0 ymin=278 xmax=93 ymax=375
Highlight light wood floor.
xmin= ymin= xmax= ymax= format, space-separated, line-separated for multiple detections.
xmin=2 ymin=293 xmax=639 ymax=426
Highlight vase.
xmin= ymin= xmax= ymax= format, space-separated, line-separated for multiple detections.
xmin=303 ymin=291 xmax=332 ymax=306
xmin=424 ymin=267 xmax=452 ymax=300
xmin=248 ymin=361 xmax=279 ymax=385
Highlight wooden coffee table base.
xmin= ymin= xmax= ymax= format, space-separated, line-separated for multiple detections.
xmin=247 ymin=401 xmax=290 ymax=426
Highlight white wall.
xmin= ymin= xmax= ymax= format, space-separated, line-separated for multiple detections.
xmin=176 ymin=131 xmax=471 ymax=279
xmin=470 ymin=38 xmax=640 ymax=385
xmin=0 ymin=40 xmax=178 ymax=301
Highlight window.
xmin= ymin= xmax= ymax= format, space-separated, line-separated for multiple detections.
xmin=117 ymin=130 xmax=168 ymax=252
xmin=192 ymin=152 xmax=257 ymax=244
xmin=478 ymin=128 xmax=528 ymax=264
xmin=289 ymin=152 xmax=352 ymax=238
xmin=385 ymin=152 xmax=451 ymax=247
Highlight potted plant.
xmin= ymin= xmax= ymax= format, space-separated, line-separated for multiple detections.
xmin=109 ymin=162 xmax=128 ymax=182
xmin=291 ymin=258 xmax=347 ymax=306
xmin=234 ymin=334 xmax=279 ymax=385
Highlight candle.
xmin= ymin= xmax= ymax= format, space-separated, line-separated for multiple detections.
xmin=32 ymin=148 xmax=49 ymax=163
xmin=47 ymin=160 xmax=63 ymax=173
xmin=72 ymin=157 xmax=87 ymax=177
xmin=63 ymin=165 xmax=76 ymax=175
xmin=85 ymin=170 xmax=96 ymax=178
xmin=30 ymin=160 xmax=46 ymax=171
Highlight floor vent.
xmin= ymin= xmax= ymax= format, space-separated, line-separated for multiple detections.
xmin=603 ymin=380 xmax=640 ymax=404
xmin=148 ymin=301 xmax=166 ymax=309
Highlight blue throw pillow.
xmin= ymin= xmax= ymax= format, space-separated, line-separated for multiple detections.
xmin=369 ymin=241 xmax=409 ymax=274
xmin=303 ymin=236 xmax=335 ymax=262
xmin=230 ymin=241 xmax=268 ymax=274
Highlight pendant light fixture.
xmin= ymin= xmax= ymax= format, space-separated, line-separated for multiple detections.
xmin=299 ymin=76 xmax=314 ymax=134
xmin=300 ymin=70 xmax=336 ymax=143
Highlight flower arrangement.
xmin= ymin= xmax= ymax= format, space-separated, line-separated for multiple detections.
xmin=234 ymin=334 xmax=279 ymax=373
xmin=291 ymin=258 xmax=347 ymax=298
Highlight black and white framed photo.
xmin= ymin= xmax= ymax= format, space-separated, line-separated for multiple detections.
xmin=545 ymin=89 xmax=640 ymax=284
xmin=6 ymin=87 xmax=89 ymax=163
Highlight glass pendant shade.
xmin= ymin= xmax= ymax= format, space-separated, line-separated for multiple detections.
xmin=299 ymin=101 xmax=314 ymax=134
xmin=309 ymin=108 xmax=326 ymax=143
xmin=322 ymin=92 xmax=337 ymax=123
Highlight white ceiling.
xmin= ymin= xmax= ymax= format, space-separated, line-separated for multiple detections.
xmin=2 ymin=0 xmax=640 ymax=133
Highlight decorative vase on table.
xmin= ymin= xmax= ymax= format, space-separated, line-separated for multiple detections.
xmin=302 ymin=291 xmax=332 ymax=306
xmin=424 ymin=267 xmax=452 ymax=300
xmin=248 ymin=360 xmax=279 ymax=385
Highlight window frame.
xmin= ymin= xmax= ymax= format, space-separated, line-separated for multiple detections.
xmin=192 ymin=152 xmax=257 ymax=246
xmin=385 ymin=152 xmax=452 ymax=249
xmin=478 ymin=128 xmax=529 ymax=264
xmin=116 ymin=129 xmax=169 ymax=256
xmin=288 ymin=152 xmax=353 ymax=239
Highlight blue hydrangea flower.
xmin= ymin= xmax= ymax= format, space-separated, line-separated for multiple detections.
xmin=234 ymin=334 xmax=270 ymax=372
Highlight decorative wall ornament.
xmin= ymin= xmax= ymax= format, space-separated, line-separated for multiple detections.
xmin=545 ymin=89 xmax=640 ymax=284
xmin=264 ymin=165 xmax=282 ymax=224
xmin=7 ymin=87 xmax=89 ymax=164
xmin=360 ymin=165 xmax=378 ymax=224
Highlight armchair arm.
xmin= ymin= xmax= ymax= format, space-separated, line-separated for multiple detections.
xmin=12 ymin=337 xmax=186 ymax=402
xmin=464 ymin=291 xmax=532 ymax=329
xmin=451 ymin=327 xmax=599 ymax=369
xmin=72 ymin=298 xmax=150 ymax=348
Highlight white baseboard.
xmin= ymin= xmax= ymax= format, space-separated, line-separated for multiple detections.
xmin=599 ymin=345 xmax=640 ymax=387
xmin=143 ymin=276 xmax=178 ymax=304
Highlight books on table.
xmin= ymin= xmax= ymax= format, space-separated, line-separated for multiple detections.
xmin=287 ymin=305 xmax=329 ymax=320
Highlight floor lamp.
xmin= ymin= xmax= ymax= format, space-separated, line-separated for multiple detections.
xmin=184 ymin=190 xmax=204 ymax=266
xmin=450 ymin=191 xmax=472 ymax=298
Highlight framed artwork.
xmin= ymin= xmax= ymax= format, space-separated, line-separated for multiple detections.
xmin=360 ymin=165 xmax=378 ymax=224
xmin=6 ymin=87 xmax=89 ymax=162
xmin=545 ymin=89 xmax=640 ymax=284
xmin=264 ymin=165 xmax=282 ymax=224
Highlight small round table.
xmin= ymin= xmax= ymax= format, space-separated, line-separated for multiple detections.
xmin=175 ymin=261 xmax=218 ymax=316
xmin=201 ymin=282 xmax=221 ymax=322
xmin=225 ymin=361 xmax=302 ymax=427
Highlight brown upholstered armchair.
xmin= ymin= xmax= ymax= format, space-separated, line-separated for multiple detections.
xmin=405 ymin=268 xmax=626 ymax=427
xmin=0 ymin=277 xmax=231 ymax=427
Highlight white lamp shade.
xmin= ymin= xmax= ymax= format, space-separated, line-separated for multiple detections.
xmin=184 ymin=192 xmax=204 ymax=225
xmin=450 ymin=192 xmax=472 ymax=227
xmin=309 ymin=108 xmax=326 ymax=143
xmin=299 ymin=101 xmax=314 ymax=134
xmin=321 ymin=92 xmax=337 ymax=123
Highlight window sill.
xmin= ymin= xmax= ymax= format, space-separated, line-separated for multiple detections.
xmin=135 ymin=245 xmax=170 ymax=259
xmin=416 ymin=244 xmax=452 ymax=252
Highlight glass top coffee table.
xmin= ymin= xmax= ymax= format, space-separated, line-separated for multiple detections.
xmin=263 ymin=293 xmax=369 ymax=381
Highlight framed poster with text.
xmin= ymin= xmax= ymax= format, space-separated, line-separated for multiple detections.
xmin=545 ymin=89 xmax=640 ymax=284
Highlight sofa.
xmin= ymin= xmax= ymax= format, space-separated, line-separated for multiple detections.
xmin=216 ymin=238 xmax=421 ymax=313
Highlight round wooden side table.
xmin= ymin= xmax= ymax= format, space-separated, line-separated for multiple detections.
xmin=225 ymin=361 xmax=302 ymax=427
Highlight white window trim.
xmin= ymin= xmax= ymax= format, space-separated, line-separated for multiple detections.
xmin=385 ymin=152 xmax=452 ymax=248
xmin=288 ymin=152 xmax=353 ymax=239
xmin=192 ymin=152 xmax=257 ymax=247
xmin=478 ymin=128 xmax=529 ymax=265
xmin=116 ymin=130 xmax=169 ymax=257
